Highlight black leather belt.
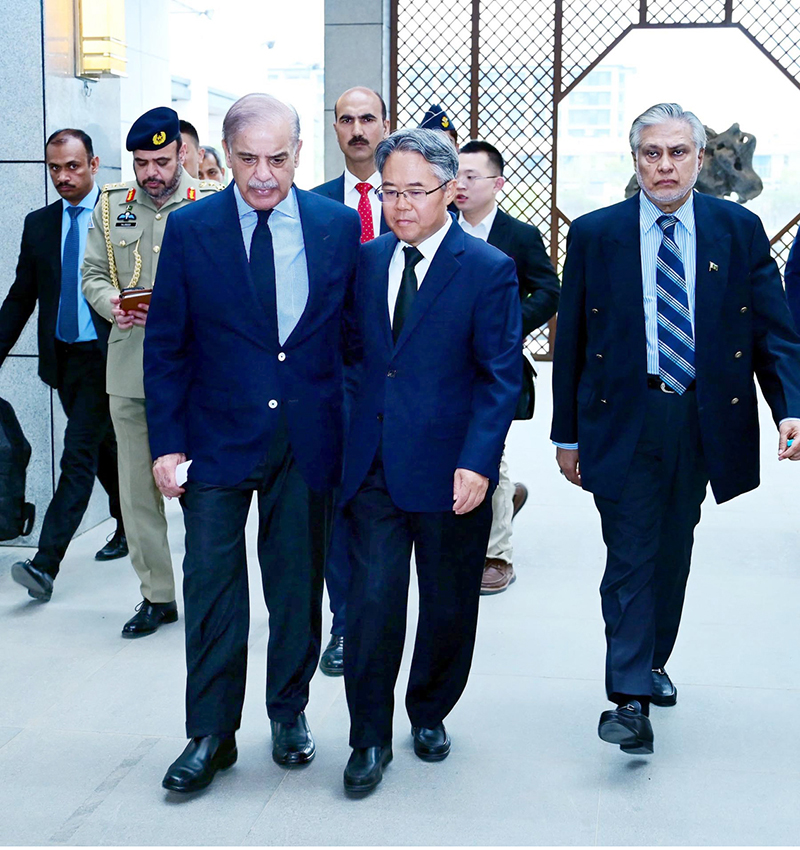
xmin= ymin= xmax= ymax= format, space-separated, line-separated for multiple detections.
xmin=647 ymin=375 xmax=695 ymax=392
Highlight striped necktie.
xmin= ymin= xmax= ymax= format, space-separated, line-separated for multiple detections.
xmin=656 ymin=214 xmax=695 ymax=394
xmin=58 ymin=205 xmax=83 ymax=343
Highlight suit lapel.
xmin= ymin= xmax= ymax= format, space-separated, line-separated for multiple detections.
xmin=371 ymin=235 xmax=398 ymax=352
xmin=45 ymin=200 xmax=63 ymax=283
xmin=487 ymin=208 xmax=512 ymax=254
xmin=393 ymin=222 xmax=463 ymax=353
xmin=693 ymin=192 xmax=731 ymax=338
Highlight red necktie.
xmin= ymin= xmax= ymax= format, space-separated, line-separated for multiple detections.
xmin=355 ymin=182 xmax=375 ymax=243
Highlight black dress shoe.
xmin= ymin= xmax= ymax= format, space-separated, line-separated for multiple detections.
xmin=411 ymin=723 xmax=451 ymax=761
xmin=598 ymin=700 xmax=654 ymax=754
xmin=162 ymin=735 xmax=237 ymax=793
xmin=95 ymin=530 xmax=128 ymax=561
xmin=271 ymin=711 xmax=315 ymax=765
xmin=11 ymin=561 xmax=54 ymax=602
xmin=319 ymin=635 xmax=344 ymax=676
xmin=651 ymin=667 xmax=678 ymax=706
xmin=121 ymin=599 xmax=178 ymax=638
xmin=343 ymin=745 xmax=392 ymax=793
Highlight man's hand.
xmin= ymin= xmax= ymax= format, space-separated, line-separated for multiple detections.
xmin=556 ymin=447 xmax=582 ymax=486
xmin=111 ymin=294 xmax=149 ymax=329
xmin=778 ymin=420 xmax=800 ymax=461
xmin=152 ymin=452 xmax=187 ymax=498
xmin=453 ymin=468 xmax=489 ymax=515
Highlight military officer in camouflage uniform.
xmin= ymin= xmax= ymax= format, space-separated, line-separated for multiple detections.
xmin=82 ymin=106 xmax=221 ymax=637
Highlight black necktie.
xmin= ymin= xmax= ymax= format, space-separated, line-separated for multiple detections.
xmin=393 ymin=246 xmax=423 ymax=343
xmin=249 ymin=209 xmax=278 ymax=343
xmin=59 ymin=205 xmax=83 ymax=343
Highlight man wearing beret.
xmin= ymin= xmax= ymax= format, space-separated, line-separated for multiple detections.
xmin=419 ymin=104 xmax=459 ymax=148
xmin=82 ymin=106 xmax=221 ymax=638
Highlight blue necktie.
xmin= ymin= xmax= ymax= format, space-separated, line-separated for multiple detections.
xmin=656 ymin=215 xmax=695 ymax=394
xmin=249 ymin=209 xmax=279 ymax=344
xmin=58 ymin=205 xmax=83 ymax=343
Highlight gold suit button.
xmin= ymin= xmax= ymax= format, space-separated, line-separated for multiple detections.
xmin=153 ymin=245 xmax=160 ymax=254
xmin=731 ymin=398 xmax=739 ymax=405
xmin=155 ymin=213 xmax=162 ymax=220
xmin=119 ymin=240 xmax=126 ymax=247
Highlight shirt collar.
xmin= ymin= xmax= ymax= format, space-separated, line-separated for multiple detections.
xmin=458 ymin=202 xmax=498 ymax=235
xmin=399 ymin=215 xmax=452 ymax=261
xmin=639 ymin=189 xmax=695 ymax=234
xmin=344 ymin=167 xmax=380 ymax=193
xmin=62 ymin=183 xmax=99 ymax=214
xmin=234 ymin=182 xmax=299 ymax=220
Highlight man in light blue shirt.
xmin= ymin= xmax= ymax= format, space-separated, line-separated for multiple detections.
xmin=0 ymin=129 xmax=127 ymax=604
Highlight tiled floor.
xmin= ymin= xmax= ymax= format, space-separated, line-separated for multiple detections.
xmin=1 ymin=363 xmax=799 ymax=845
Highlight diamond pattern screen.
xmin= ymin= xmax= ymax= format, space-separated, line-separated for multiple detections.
xmin=394 ymin=0 xmax=800 ymax=356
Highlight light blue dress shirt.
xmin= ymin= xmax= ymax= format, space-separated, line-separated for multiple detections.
xmin=233 ymin=184 xmax=309 ymax=345
xmin=57 ymin=183 xmax=99 ymax=342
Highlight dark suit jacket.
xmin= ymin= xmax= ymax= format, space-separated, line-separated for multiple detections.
xmin=783 ymin=226 xmax=800 ymax=331
xmin=341 ymin=221 xmax=522 ymax=512
xmin=551 ymin=191 xmax=800 ymax=505
xmin=0 ymin=197 xmax=109 ymax=388
xmin=311 ymin=173 xmax=390 ymax=235
xmin=143 ymin=184 xmax=361 ymax=491
xmin=487 ymin=208 xmax=560 ymax=416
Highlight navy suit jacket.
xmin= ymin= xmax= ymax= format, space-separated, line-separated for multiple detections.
xmin=783 ymin=226 xmax=800 ymax=331
xmin=341 ymin=221 xmax=522 ymax=512
xmin=144 ymin=184 xmax=361 ymax=491
xmin=0 ymin=197 xmax=109 ymax=388
xmin=551 ymin=191 xmax=800 ymax=505
xmin=311 ymin=174 xmax=390 ymax=235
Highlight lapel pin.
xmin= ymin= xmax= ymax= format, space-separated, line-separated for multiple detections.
xmin=709 ymin=262 xmax=719 ymax=272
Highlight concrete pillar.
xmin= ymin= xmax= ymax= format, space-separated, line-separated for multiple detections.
xmin=323 ymin=0 xmax=391 ymax=180
xmin=0 ymin=0 xmax=123 ymax=547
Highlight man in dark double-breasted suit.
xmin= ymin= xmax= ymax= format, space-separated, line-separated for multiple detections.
xmin=143 ymin=94 xmax=361 ymax=794
xmin=340 ymin=128 xmax=522 ymax=793
xmin=0 ymin=129 xmax=126 ymax=603
xmin=552 ymin=103 xmax=800 ymax=756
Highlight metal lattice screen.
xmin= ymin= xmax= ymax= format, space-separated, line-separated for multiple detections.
xmin=392 ymin=0 xmax=800 ymax=358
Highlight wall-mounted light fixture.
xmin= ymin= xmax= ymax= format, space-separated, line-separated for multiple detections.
xmin=77 ymin=0 xmax=127 ymax=78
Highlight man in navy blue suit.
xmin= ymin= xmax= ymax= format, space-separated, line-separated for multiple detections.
xmin=552 ymin=103 xmax=800 ymax=756
xmin=310 ymin=86 xmax=390 ymax=678
xmin=340 ymin=128 xmax=522 ymax=793
xmin=783 ymin=227 xmax=800 ymax=330
xmin=143 ymin=93 xmax=361 ymax=793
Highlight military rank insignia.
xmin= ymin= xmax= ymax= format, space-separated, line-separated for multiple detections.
xmin=187 ymin=187 xmax=196 ymax=201
xmin=116 ymin=206 xmax=137 ymax=227
xmin=126 ymin=188 xmax=136 ymax=203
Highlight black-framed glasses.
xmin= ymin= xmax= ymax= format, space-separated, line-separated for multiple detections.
xmin=375 ymin=182 xmax=447 ymax=204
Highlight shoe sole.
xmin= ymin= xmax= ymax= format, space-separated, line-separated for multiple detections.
xmin=94 ymin=551 xmax=129 ymax=561
xmin=11 ymin=565 xmax=51 ymax=601
xmin=343 ymin=752 xmax=392 ymax=793
xmin=650 ymin=691 xmax=678 ymax=707
xmin=318 ymin=664 xmax=344 ymax=677
xmin=598 ymin=719 xmax=654 ymax=755
xmin=414 ymin=746 xmax=450 ymax=761
xmin=480 ymin=573 xmax=517 ymax=596
xmin=272 ymin=749 xmax=315 ymax=767
xmin=162 ymin=748 xmax=238 ymax=793
xmin=121 ymin=610 xmax=179 ymax=639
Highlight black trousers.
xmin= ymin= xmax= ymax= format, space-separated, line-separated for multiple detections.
xmin=179 ymin=417 xmax=332 ymax=737
xmin=324 ymin=504 xmax=349 ymax=636
xmin=33 ymin=341 xmax=122 ymax=577
xmin=344 ymin=449 xmax=493 ymax=748
xmin=594 ymin=387 xmax=708 ymax=702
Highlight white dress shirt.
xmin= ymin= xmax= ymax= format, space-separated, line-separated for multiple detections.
xmin=458 ymin=203 xmax=498 ymax=243
xmin=387 ymin=216 xmax=452 ymax=320
xmin=344 ymin=168 xmax=382 ymax=236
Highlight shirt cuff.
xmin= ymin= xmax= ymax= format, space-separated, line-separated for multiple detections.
xmin=779 ymin=418 xmax=800 ymax=426
xmin=552 ymin=441 xmax=579 ymax=450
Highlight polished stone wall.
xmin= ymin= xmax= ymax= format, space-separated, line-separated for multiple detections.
xmin=323 ymin=0 xmax=390 ymax=180
xmin=0 ymin=0 xmax=122 ymax=547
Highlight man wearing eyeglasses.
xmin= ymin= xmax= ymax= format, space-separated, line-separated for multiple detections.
xmin=339 ymin=128 xmax=522 ymax=792
xmin=455 ymin=140 xmax=560 ymax=595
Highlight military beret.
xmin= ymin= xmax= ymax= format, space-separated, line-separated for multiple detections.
xmin=419 ymin=104 xmax=455 ymax=133
xmin=126 ymin=107 xmax=181 ymax=152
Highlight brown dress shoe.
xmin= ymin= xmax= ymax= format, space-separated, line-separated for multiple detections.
xmin=480 ymin=558 xmax=516 ymax=595
xmin=511 ymin=483 xmax=528 ymax=519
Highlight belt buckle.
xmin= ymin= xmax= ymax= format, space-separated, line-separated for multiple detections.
xmin=660 ymin=381 xmax=676 ymax=395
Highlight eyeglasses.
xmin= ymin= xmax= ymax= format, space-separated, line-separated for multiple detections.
xmin=456 ymin=174 xmax=500 ymax=184
xmin=375 ymin=183 xmax=447 ymax=204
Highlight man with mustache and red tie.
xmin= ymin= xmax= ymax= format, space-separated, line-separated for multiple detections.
xmin=311 ymin=86 xmax=390 ymax=677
